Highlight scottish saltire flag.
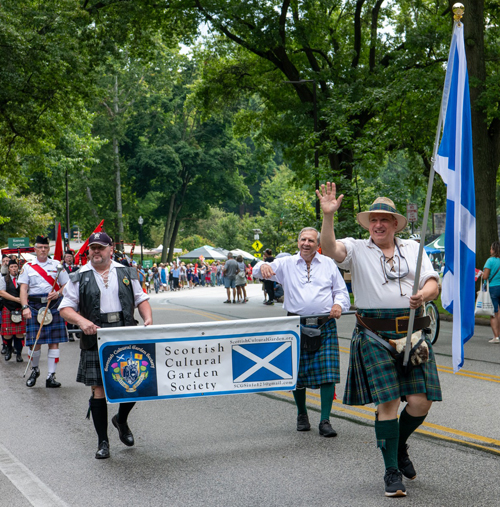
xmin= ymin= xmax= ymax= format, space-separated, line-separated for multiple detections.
xmin=232 ymin=342 xmax=293 ymax=382
xmin=434 ymin=22 xmax=475 ymax=372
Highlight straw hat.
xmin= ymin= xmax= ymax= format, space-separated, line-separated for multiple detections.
xmin=356 ymin=197 xmax=408 ymax=233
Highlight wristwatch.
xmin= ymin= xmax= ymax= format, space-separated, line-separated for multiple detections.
xmin=21 ymin=305 xmax=29 ymax=310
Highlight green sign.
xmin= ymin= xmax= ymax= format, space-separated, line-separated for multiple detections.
xmin=8 ymin=237 xmax=30 ymax=249
xmin=143 ymin=260 xmax=153 ymax=268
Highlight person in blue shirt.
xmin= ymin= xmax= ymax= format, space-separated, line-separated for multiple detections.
xmin=482 ymin=241 xmax=500 ymax=343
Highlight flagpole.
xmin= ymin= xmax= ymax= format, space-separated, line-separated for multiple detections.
xmin=402 ymin=5 xmax=464 ymax=368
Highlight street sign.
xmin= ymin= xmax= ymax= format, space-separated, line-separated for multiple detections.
xmin=407 ymin=203 xmax=418 ymax=223
xmin=252 ymin=240 xmax=263 ymax=252
xmin=143 ymin=260 xmax=153 ymax=268
xmin=8 ymin=237 xmax=29 ymax=249
xmin=253 ymin=253 xmax=262 ymax=259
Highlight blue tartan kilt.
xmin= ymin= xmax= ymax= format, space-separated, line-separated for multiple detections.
xmin=343 ymin=308 xmax=442 ymax=406
xmin=298 ymin=319 xmax=340 ymax=389
xmin=26 ymin=294 xmax=67 ymax=346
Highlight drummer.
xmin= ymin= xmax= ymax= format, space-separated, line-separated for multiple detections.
xmin=19 ymin=236 xmax=70 ymax=388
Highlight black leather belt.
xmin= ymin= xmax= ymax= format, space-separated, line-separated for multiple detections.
xmin=29 ymin=296 xmax=49 ymax=304
xmin=356 ymin=314 xmax=430 ymax=334
xmin=100 ymin=312 xmax=124 ymax=324
xmin=287 ymin=312 xmax=330 ymax=326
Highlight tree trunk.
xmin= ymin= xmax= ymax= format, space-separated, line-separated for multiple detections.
xmin=465 ymin=1 xmax=500 ymax=269
xmin=167 ymin=219 xmax=181 ymax=263
xmin=161 ymin=194 xmax=176 ymax=263
xmin=114 ymin=75 xmax=124 ymax=244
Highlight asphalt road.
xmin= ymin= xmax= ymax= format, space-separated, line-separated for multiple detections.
xmin=1 ymin=283 xmax=499 ymax=506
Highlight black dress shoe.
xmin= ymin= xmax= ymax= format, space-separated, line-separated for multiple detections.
xmin=68 ymin=334 xmax=75 ymax=342
xmin=26 ymin=367 xmax=40 ymax=387
xmin=16 ymin=353 xmax=23 ymax=362
xmin=1 ymin=344 xmax=7 ymax=355
xmin=95 ymin=441 xmax=110 ymax=459
xmin=112 ymin=415 xmax=135 ymax=446
xmin=46 ymin=373 xmax=61 ymax=388
xmin=4 ymin=348 xmax=12 ymax=361
xmin=319 ymin=419 xmax=337 ymax=437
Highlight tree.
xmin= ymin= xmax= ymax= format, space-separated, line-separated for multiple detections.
xmin=465 ymin=0 xmax=500 ymax=268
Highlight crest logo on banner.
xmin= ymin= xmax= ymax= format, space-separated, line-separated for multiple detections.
xmin=102 ymin=343 xmax=158 ymax=397
xmin=232 ymin=341 xmax=293 ymax=383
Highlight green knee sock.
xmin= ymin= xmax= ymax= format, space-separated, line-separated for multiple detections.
xmin=375 ymin=418 xmax=399 ymax=470
xmin=293 ymin=388 xmax=307 ymax=415
xmin=320 ymin=383 xmax=335 ymax=421
xmin=398 ymin=407 xmax=427 ymax=449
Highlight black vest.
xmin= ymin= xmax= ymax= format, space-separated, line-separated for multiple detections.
xmin=3 ymin=275 xmax=21 ymax=312
xmin=70 ymin=266 xmax=138 ymax=350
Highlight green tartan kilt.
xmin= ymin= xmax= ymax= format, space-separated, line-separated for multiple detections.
xmin=343 ymin=308 xmax=442 ymax=406
xmin=297 ymin=319 xmax=340 ymax=389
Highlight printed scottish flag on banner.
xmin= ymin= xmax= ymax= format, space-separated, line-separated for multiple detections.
xmin=232 ymin=341 xmax=293 ymax=383
xmin=434 ymin=22 xmax=475 ymax=372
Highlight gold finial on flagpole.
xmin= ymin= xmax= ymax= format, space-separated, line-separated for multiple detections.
xmin=453 ymin=3 xmax=464 ymax=25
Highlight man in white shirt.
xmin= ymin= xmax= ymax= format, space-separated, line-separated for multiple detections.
xmin=19 ymin=235 xmax=70 ymax=388
xmin=253 ymin=227 xmax=350 ymax=437
xmin=317 ymin=182 xmax=441 ymax=498
xmin=59 ymin=232 xmax=152 ymax=460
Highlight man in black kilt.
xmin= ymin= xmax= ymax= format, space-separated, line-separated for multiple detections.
xmin=59 ymin=232 xmax=152 ymax=460
xmin=253 ymin=227 xmax=350 ymax=437
xmin=318 ymin=183 xmax=441 ymax=497
xmin=19 ymin=236 xmax=70 ymax=388
xmin=0 ymin=260 xmax=26 ymax=362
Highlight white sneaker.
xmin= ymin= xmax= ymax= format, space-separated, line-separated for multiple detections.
xmin=488 ymin=337 xmax=500 ymax=343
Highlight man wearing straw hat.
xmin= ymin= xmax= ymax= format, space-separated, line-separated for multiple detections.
xmin=317 ymin=183 xmax=441 ymax=498
xmin=19 ymin=235 xmax=70 ymax=388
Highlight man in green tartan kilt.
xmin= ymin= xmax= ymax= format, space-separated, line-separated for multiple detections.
xmin=318 ymin=182 xmax=442 ymax=498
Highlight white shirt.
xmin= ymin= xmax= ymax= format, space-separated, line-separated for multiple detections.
xmin=0 ymin=275 xmax=17 ymax=291
xmin=18 ymin=258 xmax=69 ymax=294
xmin=60 ymin=261 xmax=149 ymax=314
xmin=336 ymin=237 xmax=439 ymax=309
xmin=252 ymin=252 xmax=351 ymax=316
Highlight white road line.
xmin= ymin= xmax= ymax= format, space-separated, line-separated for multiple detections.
xmin=0 ymin=443 xmax=69 ymax=507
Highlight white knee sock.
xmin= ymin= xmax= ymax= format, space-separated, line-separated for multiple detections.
xmin=47 ymin=349 xmax=60 ymax=375
xmin=29 ymin=349 xmax=41 ymax=369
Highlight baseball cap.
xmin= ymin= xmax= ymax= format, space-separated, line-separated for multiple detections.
xmin=88 ymin=232 xmax=113 ymax=247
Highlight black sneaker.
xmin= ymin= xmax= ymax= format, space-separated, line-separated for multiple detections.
xmin=296 ymin=413 xmax=311 ymax=431
xmin=319 ymin=419 xmax=338 ymax=437
xmin=398 ymin=444 xmax=416 ymax=480
xmin=265 ymin=301 xmax=274 ymax=306
xmin=26 ymin=367 xmax=40 ymax=387
xmin=384 ymin=467 xmax=407 ymax=497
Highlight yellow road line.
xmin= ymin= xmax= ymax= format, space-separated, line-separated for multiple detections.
xmin=276 ymin=390 xmax=500 ymax=451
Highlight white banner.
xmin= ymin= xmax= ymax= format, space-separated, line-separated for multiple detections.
xmin=97 ymin=317 xmax=300 ymax=403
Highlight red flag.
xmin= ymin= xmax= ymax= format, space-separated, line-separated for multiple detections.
xmin=74 ymin=220 xmax=104 ymax=265
xmin=54 ymin=222 xmax=63 ymax=261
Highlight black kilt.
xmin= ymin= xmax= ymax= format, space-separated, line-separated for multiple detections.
xmin=76 ymin=319 xmax=124 ymax=387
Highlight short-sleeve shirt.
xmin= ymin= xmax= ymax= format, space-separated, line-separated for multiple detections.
xmin=18 ymin=258 xmax=70 ymax=294
xmin=60 ymin=260 xmax=149 ymax=314
xmin=484 ymin=257 xmax=500 ymax=287
xmin=224 ymin=259 xmax=238 ymax=278
xmin=336 ymin=237 xmax=438 ymax=309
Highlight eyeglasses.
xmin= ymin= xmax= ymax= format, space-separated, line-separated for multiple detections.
xmin=379 ymin=242 xmax=409 ymax=296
